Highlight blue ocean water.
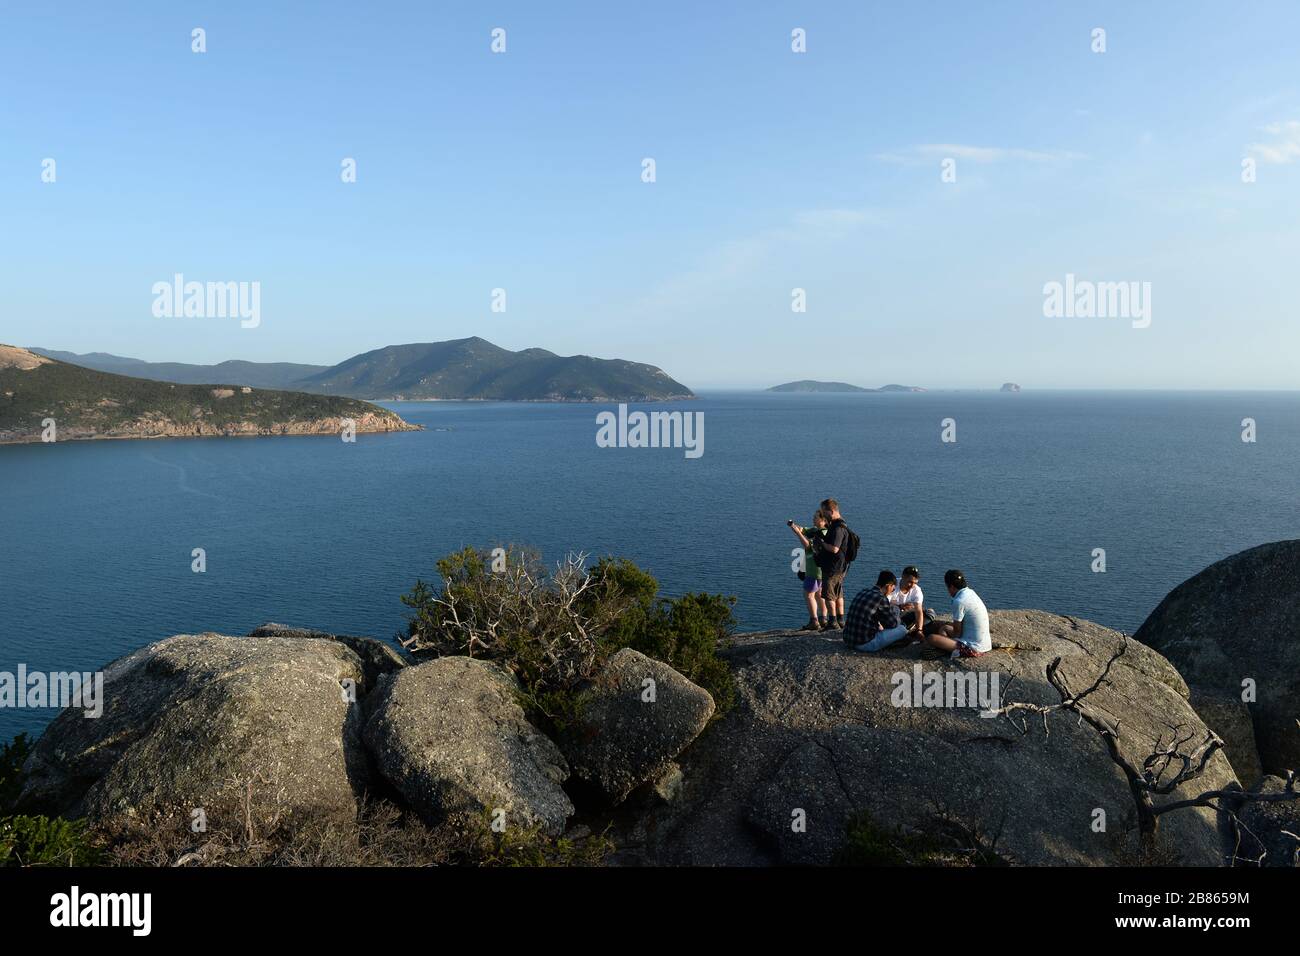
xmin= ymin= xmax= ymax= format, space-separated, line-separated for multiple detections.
xmin=2 ymin=390 xmax=1298 ymax=742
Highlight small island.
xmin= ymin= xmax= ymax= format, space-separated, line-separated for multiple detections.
xmin=0 ymin=345 xmax=417 ymax=444
xmin=1000 ymin=382 xmax=1022 ymax=393
xmin=769 ymin=380 xmax=925 ymax=393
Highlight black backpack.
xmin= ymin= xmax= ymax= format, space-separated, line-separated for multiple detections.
xmin=825 ymin=518 xmax=859 ymax=566
xmin=842 ymin=524 xmax=861 ymax=565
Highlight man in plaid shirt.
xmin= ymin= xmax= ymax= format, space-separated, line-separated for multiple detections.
xmin=843 ymin=570 xmax=912 ymax=652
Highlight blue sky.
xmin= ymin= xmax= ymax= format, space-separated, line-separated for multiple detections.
xmin=2 ymin=1 xmax=1298 ymax=388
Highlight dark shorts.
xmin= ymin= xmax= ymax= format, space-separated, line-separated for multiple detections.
xmin=823 ymin=571 xmax=845 ymax=602
xmin=802 ymin=576 xmax=821 ymax=594
xmin=900 ymin=608 xmax=937 ymax=628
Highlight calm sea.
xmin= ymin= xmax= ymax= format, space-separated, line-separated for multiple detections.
xmin=3 ymin=390 xmax=1298 ymax=741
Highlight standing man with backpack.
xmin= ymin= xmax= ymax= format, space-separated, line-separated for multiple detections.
xmin=813 ymin=498 xmax=859 ymax=630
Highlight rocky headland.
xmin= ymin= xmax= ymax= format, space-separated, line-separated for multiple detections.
xmin=10 ymin=546 xmax=1300 ymax=867
xmin=0 ymin=345 xmax=417 ymax=444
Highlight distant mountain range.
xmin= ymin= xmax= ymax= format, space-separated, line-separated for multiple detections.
xmin=32 ymin=337 xmax=694 ymax=402
xmin=31 ymin=349 xmax=328 ymax=389
xmin=768 ymin=380 xmax=926 ymax=393
xmin=1 ymin=345 xmax=414 ymax=444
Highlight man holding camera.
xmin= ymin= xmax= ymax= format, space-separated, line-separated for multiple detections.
xmin=815 ymin=499 xmax=852 ymax=629
xmin=789 ymin=498 xmax=856 ymax=630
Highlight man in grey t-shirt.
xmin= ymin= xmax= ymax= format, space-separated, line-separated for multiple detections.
xmin=921 ymin=569 xmax=991 ymax=657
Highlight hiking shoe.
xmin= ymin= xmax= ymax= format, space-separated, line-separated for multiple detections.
xmin=800 ymin=620 xmax=820 ymax=632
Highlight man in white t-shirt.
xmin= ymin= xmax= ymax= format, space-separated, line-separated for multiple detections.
xmin=889 ymin=565 xmax=928 ymax=631
xmin=921 ymin=569 xmax=991 ymax=657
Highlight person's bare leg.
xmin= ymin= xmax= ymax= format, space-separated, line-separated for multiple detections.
xmin=922 ymin=622 xmax=957 ymax=648
xmin=803 ymin=589 xmax=817 ymax=621
xmin=924 ymin=631 xmax=961 ymax=653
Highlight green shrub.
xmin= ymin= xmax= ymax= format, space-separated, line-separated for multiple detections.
xmin=586 ymin=559 xmax=737 ymax=715
xmin=477 ymin=821 xmax=614 ymax=867
xmin=0 ymin=814 xmax=100 ymax=867
xmin=399 ymin=548 xmax=738 ymax=726
xmin=398 ymin=546 xmax=641 ymax=725
xmin=580 ymin=557 xmax=659 ymax=647
xmin=0 ymin=733 xmax=31 ymax=811
xmin=1 ymin=733 xmax=101 ymax=867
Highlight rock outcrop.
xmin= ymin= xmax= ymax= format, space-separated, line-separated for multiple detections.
xmin=621 ymin=611 xmax=1238 ymax=866
xmin=559 ymin=649 xmax=715 ymax=803
xmin=361 ymin=657 xmax=573 ymax=836
xmin=248 ymin=623 xmax=408 ymax=690
xmin=0 ymin=344 xmax=51 ymax=370
xmin=1237 ymin=776 xmax=1300 ymax=867
xmin=16 ymin=634 xmax=368 ymax=825
xmin=1188 ymin=688 xmax=1264 ymax=788
xmin=8 ymin=409 xmax=415 ymax=443
xmin=1135 ymin=540 xmax=1300 ymax=777
xmin=18 ymin=599 xmax=1287 ymax=868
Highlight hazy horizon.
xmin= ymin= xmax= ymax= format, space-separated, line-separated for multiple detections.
xmin=18 ymin=340 xmax=1300 ymax=393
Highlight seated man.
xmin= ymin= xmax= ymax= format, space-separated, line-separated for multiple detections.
xmin=922 ymin=569 xmax=992 ymax=657
xmin=844 ymin=570 xmax=912 ymax=652
xmin=890 ymin=565 xmax=932 ymax=630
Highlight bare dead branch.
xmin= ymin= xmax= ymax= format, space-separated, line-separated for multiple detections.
xmin=982 ymin=636 xmax=1300 ymax=861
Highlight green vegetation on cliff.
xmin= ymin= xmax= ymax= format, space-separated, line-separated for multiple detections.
xmin=0 ymin=345 xmax=414 ymax=443
xmin=295 ymin=337 xmax=695 ymax=402
xmin=398 ymin=546 xmax=736 ymax=729
xmin=1 ymin=734 xmax=99 ymax=866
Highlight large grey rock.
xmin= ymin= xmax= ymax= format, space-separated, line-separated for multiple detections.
xmin=248 ymin=622 xmax=408 ymax=689
xmin=362 ymin=657 xmax=573 ymax=836
xmin=626 ymin=611 xmax=1238 ymax=866
xmin=17 ymin=634 xmax=368 ymax=825
xmin=1189 ymin=688 xmax=1264 ymax=788
xmin=1237 ymin=776 xmax=1300 ymax=867
xmin=560 ymin=649 xmax=715 ymax=804
xmin=1135 ymin=540 xmax=1300 ymax=776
